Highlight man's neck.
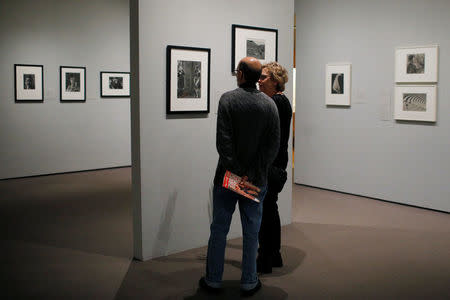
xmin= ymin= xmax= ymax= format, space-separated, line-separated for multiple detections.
xmin=239 ymin=82 xmax=257 ymax=89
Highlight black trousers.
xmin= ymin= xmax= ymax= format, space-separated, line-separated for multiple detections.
xmin=258 ymin=186 xmax=281 ymax=257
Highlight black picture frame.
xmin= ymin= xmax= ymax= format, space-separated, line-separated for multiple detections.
xmin=100 ymin=71 xmax=130 ymax=98
xmin=166 ymin=45 xmax=211 ymax=114
xmin=60 ymin=66 xmax=86 ymax=102
xmin=14 ymin=64 xmax=44 ymax=102
xmin=231 ymin=24 xmax=278 ymax=74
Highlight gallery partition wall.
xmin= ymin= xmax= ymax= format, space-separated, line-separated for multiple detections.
xmin=0 ymin=0 xmax=131 ymax=179
xmin=130 ymin=0 xmax=294 ymax=261
xmin=294 ymin=0 xmax=450 ymax=212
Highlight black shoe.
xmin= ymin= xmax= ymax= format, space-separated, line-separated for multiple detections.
xmin=241 ymin=279 xmax=262 ymax=297
xmin=199 ymin=277 xmax=221 ymax=294
xmin=272 ymin=252 xmax=283 ymax=268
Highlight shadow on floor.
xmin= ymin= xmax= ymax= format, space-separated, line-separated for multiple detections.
xmin=184 ymin=280 xmax=288 ymax=300
xmin=115 ymin=243 xmax=304 ymax=299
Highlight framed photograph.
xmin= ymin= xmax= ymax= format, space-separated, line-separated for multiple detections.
xmin=232 ymin=24 xmax=278 ymax=73
xmin=325 ymin=63 xmax=351 ymax=106
xmin=14 ymin=64 xmax=44 ymax=102
xmin=60 ymin=66 xmax=86 ymax=102
xmin=100 ymin=72 xmax=130 ymax=97
xmin=394 ymin=85 xmax=437 ymax=122
xmin=166 ymin=45 xmax=210 ymax=114
xmin=395 ymin=45 xmax=438 ymax=83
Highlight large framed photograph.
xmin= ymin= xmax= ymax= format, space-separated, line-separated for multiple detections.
xmin=100 ymin=72 xmax=130 ymax=98
xmin=325 ymin=63 xmax=351 ymax=106
xmin=395 ymin=45 xmax=438 ymax=83
xmin=14 ymin=64 xmax=44 ymax=102
xmin=232 ymin=24 xmax=278 ymax=73
xmin=394 ymin=85 xmax=437 ymax=122
xmin=166 ymin=45 xmax=210 ymax=114
xmin=60 ymin=66 xmax=86 ymax=102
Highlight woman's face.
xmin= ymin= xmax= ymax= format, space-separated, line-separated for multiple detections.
xmin=258 ymin=68 xmax=277 ymax=97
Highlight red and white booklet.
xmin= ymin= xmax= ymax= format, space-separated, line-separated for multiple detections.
xmin=222 ymin=171 xmax=261 ymax=203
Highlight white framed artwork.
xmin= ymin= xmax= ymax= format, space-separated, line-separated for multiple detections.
xmin=60 ymin=66 xmax=86 ymax=102
xmin=325 ymin=63 xmax=351 ymax=106
xmin=395 ymin=45 xmax=438 ymax=83
xmin=14 ymin=64 xmax=44 ymax=102
xmin=232 ymin=24 xmax=278 ymax=74
xmin=394 ymin=85 xmax=437 ymax=122
xmin=166 ymin=45 xmax=210 ymax=114
xmin=100 ymin=72 xmax=130 ymax=98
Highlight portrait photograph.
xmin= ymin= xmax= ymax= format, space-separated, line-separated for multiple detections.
xmin=325 ymin=63 xmax=351 ymax=106
xmin=406 ymin=53 xmax=425 ymax=74
xmin=23 ymin=74 xmax=36 ymax=90
xmin=395 ymin=45 xmax=438 ymax=83
xmin=60 ymin=66 xmax=86 ymax=102
xmin=232 ymin=24 xmax=277 ymax=73
xmin=109 ymin=77 xmax=123 ymax=89
xmin=14 ymin=64 xmax=44 ymax=102
xmin=394 ymin=85 xmax=437 ymax=122
xmin=65 ymin=73 xmax=80 ymax=92
xmin=167 ymin=45 xmax=210 ymax=114
xmin=100 ymin=72 xmax=130 ymax=98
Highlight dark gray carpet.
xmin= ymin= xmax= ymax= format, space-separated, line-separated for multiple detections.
xmin=1 ymin=168 xmax=449 ymax=299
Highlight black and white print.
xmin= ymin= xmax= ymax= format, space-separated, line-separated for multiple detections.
xmin=15 ymin=64 xmax=44 ymax=101
xmin=406 ymin=53 xmax=425 ymax=74
xmin=23 ymin=74 xmax=35 ymax=90
xmin=403 ymin=93 xmax=426 ymax=111
xmin=177 ymin=60 xmax=201 ymax=98
xmin=109 ymin=77 xmax=123 ymax=89
xmin=65 ymin=73 xmax=80 ymax=92
xmin=331 ymin=73 xmax=344 ymax=94
xmin=246 ymin=39 xmax=265 ymax=59
xmin=60 ymin=66 xmax=86 ymax=101
xmin=394 ymin=85 xmax=436 ymax=122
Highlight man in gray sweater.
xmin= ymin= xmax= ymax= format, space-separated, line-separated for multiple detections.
xmin=199 ymin=57 xmax=280 ymax=296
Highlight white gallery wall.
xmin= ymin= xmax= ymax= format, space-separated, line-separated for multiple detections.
xmin=131 ymin=0 xmax=294 ymax=260
xmin=295 ymin=0 xmax=450 ymax=212
xmin=0 ymin=0 xmax=131 ymax=179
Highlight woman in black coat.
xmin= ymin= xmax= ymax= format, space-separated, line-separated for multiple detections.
xmin=257 ymin=62 xmax=292 ymax=273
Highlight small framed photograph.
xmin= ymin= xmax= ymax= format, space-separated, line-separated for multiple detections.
xmin=325 ymin=63 xmax=351 ymax=106
xmin=60 ymin=66 xmax=86 ymax=102
xmin=14 ymin=64 xmax=44 ymax=102
xmin=100 ymin=72 xmax=130 ymax=97
xmin=232 ymin=24 xmax=278 ymax=73
xmin=394 ymin=85 xmax=437 ymax=122
xmin=395 ymin=45 xmax=438 ymax=83
xmin=166 ymin=45 xmax=210 ymax=114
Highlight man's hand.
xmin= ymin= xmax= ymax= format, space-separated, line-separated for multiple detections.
xmin=239 ymin=176 xmax=261 ymax=194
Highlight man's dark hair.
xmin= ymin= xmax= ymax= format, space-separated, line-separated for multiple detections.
xmin=238 ymin=61 xmax=262 ymax=85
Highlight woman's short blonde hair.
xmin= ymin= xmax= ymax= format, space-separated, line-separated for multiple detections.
xmin=262 ymin=62 xmax=288 ymax=92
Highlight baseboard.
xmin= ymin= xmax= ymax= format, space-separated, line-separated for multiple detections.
xmin=294 ymin=183 xmax=449 ymax=214
xmin=0 ymin=165 xmax=132 ymax=181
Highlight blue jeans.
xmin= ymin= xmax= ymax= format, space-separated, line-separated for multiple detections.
xmin=205 ymin=184 xmax=267 ymax=290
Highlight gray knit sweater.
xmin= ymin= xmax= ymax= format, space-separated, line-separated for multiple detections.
xmin=213 ymin=86 xmax=280 ymax=187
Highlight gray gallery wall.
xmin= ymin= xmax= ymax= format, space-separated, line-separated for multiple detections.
xmin=295 ymin=0 xmax=450 ymax=212
xmin=0 ymin=0 xmax=131 ymax=179
xmin=131 ymin=0 xmax=294 ymax=260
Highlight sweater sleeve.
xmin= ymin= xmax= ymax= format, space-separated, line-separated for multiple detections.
xmin=216 ymin=96 xmax=242 ymax=175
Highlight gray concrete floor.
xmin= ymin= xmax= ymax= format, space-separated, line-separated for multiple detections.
xmin=1 ymin=168 xmax=449 ymax=299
